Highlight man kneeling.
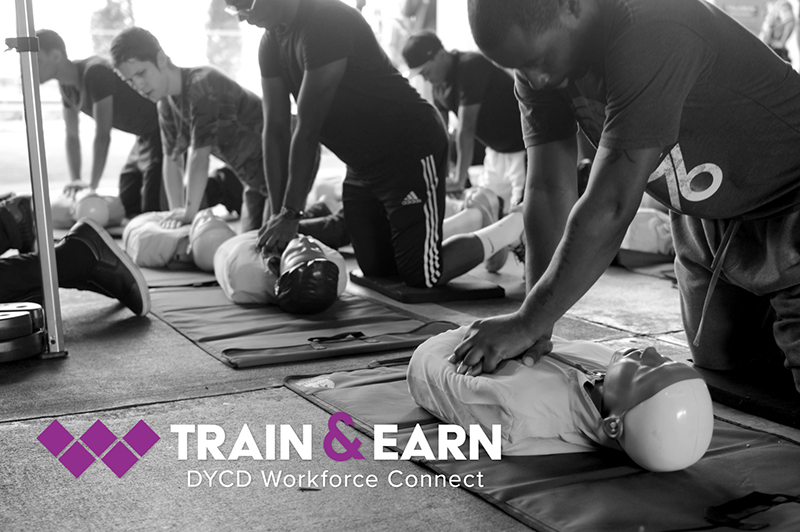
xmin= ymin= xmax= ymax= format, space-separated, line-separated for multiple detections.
xmin=408 ymin=328 xmax=714 ymax=472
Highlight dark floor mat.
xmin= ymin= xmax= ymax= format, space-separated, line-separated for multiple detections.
xmin=349 ymin=270 xmax=504 ymax=304
xmin=142 ymin=267 xmax=217 ymax=288
xmin=286 ymin=362 xmax=800 ymax=532
xmin=151 ymin=287 xmax=457 ymax=368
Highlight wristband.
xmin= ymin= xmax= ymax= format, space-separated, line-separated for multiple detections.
xmin=280 ymin=206 xmax=305 ymax=220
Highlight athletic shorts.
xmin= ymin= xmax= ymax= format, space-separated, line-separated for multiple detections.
xmin=342 ymin=140 xmax=448 ymax=288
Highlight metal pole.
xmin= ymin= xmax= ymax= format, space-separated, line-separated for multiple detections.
xmin=10 ymin=0 xmax=67 ymax=357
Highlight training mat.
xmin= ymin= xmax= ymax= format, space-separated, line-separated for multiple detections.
xmin=53 ymin=224 xmax=125 ymax=241
xmin=142 ymin=267 xmax=218 ymax=288
xmin=349 ymin=270 xmax=504 ymax=303
xmin=286 ymin=363 xmax=800 ymax=532
xmin=695 ymin=360 xmax=800 ymax=430
xmin=150 ymin=287 xmax=457 ymax=368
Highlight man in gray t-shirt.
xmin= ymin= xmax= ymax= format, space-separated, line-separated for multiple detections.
xmin=450 ymin=0 xmax=800 ymax=395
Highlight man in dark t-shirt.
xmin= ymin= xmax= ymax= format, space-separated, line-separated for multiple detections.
xmin=449 ymin=0 xmax=800 ymax=394
xmin=226 ymin=0 xmax=525 ymax=288
xmin=402 ymin=31 xmax=526 ymax=210
xmin=36 ymin=30 xmax=162 ymax=218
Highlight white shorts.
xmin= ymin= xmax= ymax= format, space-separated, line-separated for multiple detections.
xmin=476 ymin=149 xmax=526 ymax=212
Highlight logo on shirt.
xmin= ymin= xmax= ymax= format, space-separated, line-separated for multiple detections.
xmin=649 ymin=144 xmax=723 ymax=211
xmin=402 ymin=191 xmax=423 ymax=206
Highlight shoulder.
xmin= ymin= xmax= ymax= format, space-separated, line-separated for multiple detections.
xmin=300 ymin=0 xmax=363 ymax=35
xmin=83 ymin=57 xmax=116 ymax=81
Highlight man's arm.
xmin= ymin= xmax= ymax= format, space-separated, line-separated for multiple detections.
xmin=261 ymin=75 xmax=292 ymax=218
xmin=524 ymin=137 xmax=579 ymax=293
xmin=452 ymin=103 xmax=480 ymax=190
xmin=162 ymin=151 xmax=184 ymax=211
xmin=159 ymin=145 xmax=211 ymax=229
xmin=63 ymin=105 xmax=82 ymax=186
xmin=452 ymin=144 xmax=664 ymax=374
xmin=88 ymin=95 xmax=114 ymax=190
xmin=260 ymin=58 xmax=348 ymax=253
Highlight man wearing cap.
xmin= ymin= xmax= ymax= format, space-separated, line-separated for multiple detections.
xmin=403 ymin=31 xmax=527 ymax=211
xmin=35 ymin=29 xmax=163 ymax=219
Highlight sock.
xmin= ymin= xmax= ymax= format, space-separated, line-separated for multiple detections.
xmin=473 ymin=211 xmax=524 ymax=259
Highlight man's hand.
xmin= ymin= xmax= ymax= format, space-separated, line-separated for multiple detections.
xmin=257 ymin=214 xmax=300 ymax=253
xmin=63 ymin=180 xmax=92 ymax=198
xmin=160 ymin=208 xmax=194 ymax=229
xmin=448 ymin=313 xmax=553 ymax=376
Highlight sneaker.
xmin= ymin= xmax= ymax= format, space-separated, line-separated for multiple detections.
xmin=60 ymin=218 xmax=150 ymax=316
xmin=0 ymin=194 xmax=35 ymax=253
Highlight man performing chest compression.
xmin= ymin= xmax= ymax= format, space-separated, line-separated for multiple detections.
xmin=226 ymin=0 xmax=526 ymax=288
xmin=402 ymin=31 xmax=527 ymax=210
xmin=36 ymin=29 xmax=162 ymax=219
xmin=450 ymin=0 xmax=800 ymax=395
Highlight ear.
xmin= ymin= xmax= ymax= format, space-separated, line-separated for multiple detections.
xmin=601 ymin=415 xmax=623 ymax=439
xmin=156 ymin=50 xmax=168 ymax=70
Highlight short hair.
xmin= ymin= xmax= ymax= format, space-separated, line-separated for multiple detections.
xmin=36 ymin=29 xmax=67 ymax=57
xmin=110 ymin=27 xmax=163 ymax=67
xmin=467 ymin=0 xmax=561 ymax=53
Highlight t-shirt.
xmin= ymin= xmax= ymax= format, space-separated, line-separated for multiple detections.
xmin=258 ymin=0 xmax=446 ymax=169
xmin=158 ymin=67 xmax=265 ymax=191
xmin=516 ymin=0 xmax=800 ymax=221
xmin=433 ymin=51 xmax=525 ymax=154
xmin=60 ymin=56 xmax=159 ymax=137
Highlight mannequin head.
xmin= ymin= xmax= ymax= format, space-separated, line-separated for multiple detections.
xmin=598 ymin=347 xmax=714 ymax=472
xmin=275 ymin=235 xmax=340 ymax=314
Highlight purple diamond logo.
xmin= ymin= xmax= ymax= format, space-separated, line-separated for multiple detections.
xmin=123 ymin=420 xmax=160 ymax=456
xmin=59 ymin=443 xmax=95 ymax=478
xmin=80 ymin=420 xmax=117 ymax=456
xmin=38 ymin=420 xmax=75 ymax=456
xmin=102 ymin=442 xmax=139 ymax=478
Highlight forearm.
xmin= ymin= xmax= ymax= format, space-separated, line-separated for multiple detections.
xmin=520 ymin=196 xmax=633 ymax=336
xmin=454 ymin=131 xmax=475 ymax=187
xmin=264 ymin=125 xmax=290 ymax=216
xmin=285 ymin=129 xmax=320 ymax=211
xmin=183 ymin=147 xmax=211 ymax=220
xmin=525 ymin=184 xmax=575 ymax=293
xmin=65 ymin=135 xmax=82 ymax=182
xmin=89 ymin=131 xmax=111 ymax=189
xmin=163 ymin=156 xmax=184 ymax=210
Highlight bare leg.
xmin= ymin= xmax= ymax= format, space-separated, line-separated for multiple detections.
xmin=437 ymin=210 xmax=525 ymax=285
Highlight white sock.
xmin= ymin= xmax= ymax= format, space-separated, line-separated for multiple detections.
xmin=473 ymin=211 xmax=524 ymax=258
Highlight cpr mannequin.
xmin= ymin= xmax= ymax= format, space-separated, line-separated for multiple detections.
xmin=122 ymin=209 xmax=234 ymax=270
xmin=408 ymin=328 xmax=714 ymax=472
xmin=51 ymin=191 xmax=125 ymax=229
xmin=215 ymin=232 xmax=346 ymax=314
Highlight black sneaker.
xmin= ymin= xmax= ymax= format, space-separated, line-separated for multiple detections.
xmin=0 ymin=194 xmax=35 ymax=253
xmin=60 ymin=218 xmax=150 ymax=316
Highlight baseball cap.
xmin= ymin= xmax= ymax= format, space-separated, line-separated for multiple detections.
xmin=402 ymin=31 xmax=443 ymax=77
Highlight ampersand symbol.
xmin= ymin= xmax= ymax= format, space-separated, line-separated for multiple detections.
xmin=323 ymin=412 xmax=365 ymax=461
